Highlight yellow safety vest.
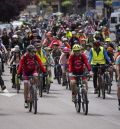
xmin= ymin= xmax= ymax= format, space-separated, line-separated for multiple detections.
xmin=66 ymin=32 xmax=72 ymax=39
xmin=36 ymin=50 xmax=46 ymax=64
xmin=91 ymin=47 xmax=106 ymax=65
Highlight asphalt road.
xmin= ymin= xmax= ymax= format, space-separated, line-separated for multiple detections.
xmin=0 ymin=65 xmax=120 ymax=129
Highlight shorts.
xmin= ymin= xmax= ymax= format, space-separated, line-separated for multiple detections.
xmin=23 ymin=70 xmax=38 ymax=82
xmin=70 ymin=73 xmax=86 ymax=81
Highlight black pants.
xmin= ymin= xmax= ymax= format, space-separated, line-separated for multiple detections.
xmin=0 ymin=75 xmax=4 ymax=89
xmin=92 ymin=65 xmax=105 ymax=90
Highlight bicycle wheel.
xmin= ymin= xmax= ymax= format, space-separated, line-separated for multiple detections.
xmin=46 ymin=76 xmax=50 ymax=94
xmin=38 ymin=77 xmax=43 ymax=97
xmin=97 ymin=76 xmax=102 ymax=97
xmin=56 ymin=65 xmax=62 ymax=84
xmin=81 ymin=89 xmax=88 ymax=115
xmin=32 ymin=87 xmax=37 ymax=114
xmin=102 ymin=76 xmax=106 ymax=99
xmin=75 ymin=94 xmax=81 ymax=113
xmin=56 ymin=75 xmax=61 ymax=84
xmin=15 ymin=75 xmax=20 ymax=93
xmin=28 ymin=86 xmax=33 ymax=112
xmin=105 ymin=73 xmax=111 ymax=94
xmin=29 ymin=101 xmax=32 ymax=112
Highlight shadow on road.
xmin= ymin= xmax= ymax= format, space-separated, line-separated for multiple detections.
xmin=36 ymin=112 xmax=56 ymax=116
xmin=88 ymin=113 xmax=104 ymax=117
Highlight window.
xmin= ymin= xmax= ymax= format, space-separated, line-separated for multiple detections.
xmin=111 ymin=17 xmax=117 ymax=23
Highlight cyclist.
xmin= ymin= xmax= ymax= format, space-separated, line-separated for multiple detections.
xmin=8 ymin=46 xmax=21 ymax=88
xmin=66 ymin=28 xmax=72 ymax=39
xmin=17 ymin=45 xmax=46 ymax=108
xmin=68 ymin=44 xmax=91 ymax=102
xmin=69 ymin=31 xmax=80 ymax=49
xmin=62 ymin=38 xmax=71 ymax=49
xmin=51 ymin=42 xmax=61 ymax=79
xmin=59 ymin=47 xmax=70 ymax=86
xmin=44 ymin=47 xmax=54 ymax=83
xmin=84 ymin=44 xmax=91 ymax=59
xmin=35 ymin=41 xmax=46 ymax=65
xmin=89 ymin=41 xmax=111 ymax=93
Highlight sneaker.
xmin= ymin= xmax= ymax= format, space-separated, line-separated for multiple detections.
xmin=24 ymin=102 xmax=28 ymax=108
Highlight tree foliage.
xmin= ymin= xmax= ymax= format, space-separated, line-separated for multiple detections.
xmin=0 ymin=0 xmax=30 ymax=22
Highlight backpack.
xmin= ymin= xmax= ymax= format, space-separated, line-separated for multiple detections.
xmin=23 ymin=54 xmax=38 ymax=72
xmin=72 ymin=54 xmax=84 ymax=67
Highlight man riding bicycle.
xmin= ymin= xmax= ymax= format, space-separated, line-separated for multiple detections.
xmin=68 ymin=44 xmax=91 ymax=102
xmin=17 ymin=45 xmax=46 ymax=108
xmin=89 ymin=41 xmax=111 ymax=94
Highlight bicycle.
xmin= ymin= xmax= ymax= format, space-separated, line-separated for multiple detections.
xmin=54 ymin=57 xmax=62 ymax=84
xmin=70 ymin=74 xmax=89 ymax=115
xmin=25 ymin=76 xmax=38 ymax=114
xmin=61 ymin=64 xmax=70 ymax=90
xmin=105 ymin=65 xmax=112 ymax=94
xmin=37 ymin=73 xmax=43 ymax=97
xmin=94 ymin=64 xmax=110 ymax=99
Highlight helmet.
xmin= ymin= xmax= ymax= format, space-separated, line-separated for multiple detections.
xmin=74 ymin=40 xmax=79 ymax=44
xmin=72 ymin=31 xmax=76 ymax=35
xmin=66 ymin=28 xmax=70 ymax=31
xmin=44 ymin=47 xmax=52 ymax=51
xmin=63 ymin=47 xmax=70 ymax=53
xmin=118 ymin=46 xmax=120 ymax=51
xmin=72 ymin=44 xmax=81 ymax=51
xmin=14 ymin=45 xmax=19 ymax=49
xmin=79 ymin=30 xmax=83 ymax=33
xmin=12 ymin=34 xmax=18 ymax=38
xmin=62 ymin=38 xmax=68 ymax=42
xmin=14 ymin=48 xmax=20 ymax=53
xmin=53 ymin=42 xmax=59 ymax=46
xmin=27 ymin=45 xmax=35 ymax=52
xmin=105 ymin=37 xmax=111 ymax=42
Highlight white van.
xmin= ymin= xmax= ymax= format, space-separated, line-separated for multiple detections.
xmin=110 ymin=11 xmax=120 ymax=32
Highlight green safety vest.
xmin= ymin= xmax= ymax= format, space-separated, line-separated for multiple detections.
xmin=91 ymin=47 xmax=106 ymax=65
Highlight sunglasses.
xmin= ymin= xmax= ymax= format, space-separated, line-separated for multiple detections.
xmin=73 ymin=50 xmax=80 ymax=53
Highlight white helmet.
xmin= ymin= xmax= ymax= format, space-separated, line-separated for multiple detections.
xmin=12 ymin=34 xmax=18 ymax=38
xmin=14 ymin=45 xmax=19 ymax=49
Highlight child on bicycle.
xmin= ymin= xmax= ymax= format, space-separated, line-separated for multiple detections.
xmin=59 ymin=47 xmax=70 ymax=86
xmin=8 ymin=46 xmax=21 ymax=88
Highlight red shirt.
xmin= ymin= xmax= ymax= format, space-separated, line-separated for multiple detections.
xmin=17 ymin=53 xmax=46 ymax=74
xmin=68 ymin=53 xmax=91 ymax=73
